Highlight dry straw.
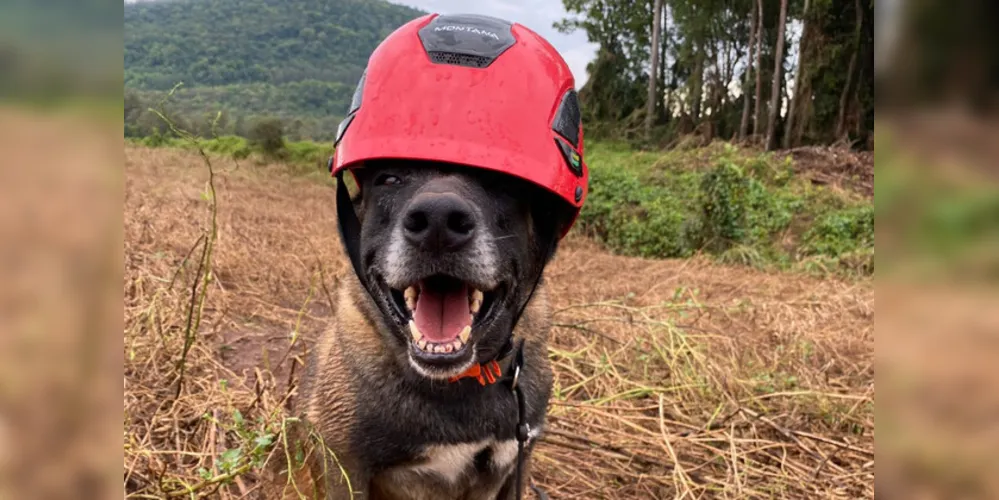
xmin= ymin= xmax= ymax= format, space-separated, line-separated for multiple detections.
xmin=124 ymin=143 xmax=873 ymax=499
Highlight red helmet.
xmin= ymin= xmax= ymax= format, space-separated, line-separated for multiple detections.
xmin=331 ymin=13 xmax=588 ymax=234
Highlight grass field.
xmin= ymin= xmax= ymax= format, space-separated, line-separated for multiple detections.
xmin=128 ymin=135 xmax=875 ymax=276
xmin=123 ymin=143 xmax=874 ymax=498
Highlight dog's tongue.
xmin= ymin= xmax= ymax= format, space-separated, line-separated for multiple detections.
xmin=414 ymin=282 xmax=470 ymax=342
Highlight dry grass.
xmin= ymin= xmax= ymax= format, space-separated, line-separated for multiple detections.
xmin=781 ymin=145 xmax=874 ymax=199
xmin=124 ymin=144 xmax=873 ymax=499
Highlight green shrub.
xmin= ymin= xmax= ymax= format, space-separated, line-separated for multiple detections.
xmin=800 ymin=206 xmax=874 ymax=258
xmin=579 ymin=158 xmax=694 ymax=258
xmin=576 ymin=141 xmax=873 ymax=276
xmin=200 ymin=135 xmax=252 ymax=159
xmin=247 ymin=118 xmax=285 ymax=156
xmin=695 ymin=157 xmax=750 ymax=252
xmin=285 ymin=140 xmax=329 ymax=170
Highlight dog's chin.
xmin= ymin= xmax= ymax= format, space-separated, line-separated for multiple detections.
xmin=374 ymin=273 xmax=507 ymax=380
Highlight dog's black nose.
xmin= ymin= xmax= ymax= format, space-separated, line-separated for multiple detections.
xmin=403 ymin=193 xmax=476 ymax=252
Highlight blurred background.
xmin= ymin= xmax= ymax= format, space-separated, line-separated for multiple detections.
xmin=2 ymin=0 xmax=999 ymax=497
xmin=875 ymin=1 xmax=999 ymax=498
xmin=0 ymin=1 xmax=121 ymax=499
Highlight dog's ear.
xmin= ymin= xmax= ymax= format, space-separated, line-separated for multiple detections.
xmin=341 ymin=168 xmax=365 ymax=219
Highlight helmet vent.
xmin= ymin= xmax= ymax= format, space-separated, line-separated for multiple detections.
xmin=552 ymin=90 xmax=582 ymax=148
xmin=428 ymin=51 xmax=492 ymax=68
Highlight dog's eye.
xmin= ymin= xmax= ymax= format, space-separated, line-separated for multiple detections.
xmin=375 ymin=174 xmax=402 ymax=186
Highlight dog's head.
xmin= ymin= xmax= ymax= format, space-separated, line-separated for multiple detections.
xmin=346 ymin=160 xmax=573 ymax=380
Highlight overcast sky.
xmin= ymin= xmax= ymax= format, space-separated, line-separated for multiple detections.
xmin=394 ymin=0 xmax=596 ymax=86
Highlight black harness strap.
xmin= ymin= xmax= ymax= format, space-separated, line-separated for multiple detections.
xmin=496 ymin=235 xmax=556 ymax=499
xmin=504 ymin=340 xmax=529 ymax=500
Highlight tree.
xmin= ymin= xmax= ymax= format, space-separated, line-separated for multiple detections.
xmin=645 ymin=0 xmax=664 ymax=141
xmin=752 ymin=0 xmax=764 ymax=137
xmin=738 ymin=0 xmax=759 ymax=140
xmin=248 ymin=118 xmax=286 ymax=156
xmin=765 ymin=0 xmax=789 ymax=150
xmin=836 ymin=0 xmax=864 ymax=139
xmin=783 ymin=0 xmax=810 ymax=148
xmin=553 ymin=0 xmax=873 ymax=149
xmin=124 ymin=0 xmax=425 ymax=141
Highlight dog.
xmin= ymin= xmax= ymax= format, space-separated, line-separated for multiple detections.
xmin=275 ymin=158 xmax=575 ymax=499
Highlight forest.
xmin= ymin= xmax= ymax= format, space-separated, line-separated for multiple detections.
xmin=558 ymin=0 xmax=874 ymax=150
xmin=124 ymin=0 xmax=423 ymax=140
xmin=125 ymin=0 xmax=874 ymax=151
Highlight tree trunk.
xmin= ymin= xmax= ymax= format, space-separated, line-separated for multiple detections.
xmin=783 ymin=0 xmax=810 ymax=148
xmin=645 ymin=0 xmax=664 ymax=141
xmin=836 ymin=0 xmax=863 ymax=140
xmin=707 ymin=36 xmax=721 ymax=118
xmin=765 ymin=0 xmax=789 ymax=150
xmin=691 ymin=44 xmax=704 ymax=123
xmin=658 ymin=5 xmax=669 ymax=122
xmin=739 ymin=3 xmax=759 ymax=140
xmin=752 ymin=0 xmax=764 ymax=137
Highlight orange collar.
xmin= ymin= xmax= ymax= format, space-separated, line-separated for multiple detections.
xmin=448 ymin=360 xmax=503 ymax=385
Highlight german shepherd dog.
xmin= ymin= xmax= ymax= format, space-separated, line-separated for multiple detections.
xmin=277 ymin=159 xmax=574 ymax=499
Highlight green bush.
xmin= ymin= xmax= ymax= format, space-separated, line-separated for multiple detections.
xmin=695 ymin=158 xmax=750 ymax=252
xmin=576 ymin=141 xmax=874 ymax=276
xmin=800 ymin=206 xmax=874 ymax=258
xmin=579 ymin=152 xmax=695 ymax=258
xmin=285 ymin=140 xmax=329 ymax=170
xmin=247 ymin=118 xmax=285 ymax=156
xmin=200 ymin=135 xmax=252 ymax=159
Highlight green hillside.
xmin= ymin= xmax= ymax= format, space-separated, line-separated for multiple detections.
xmin=124 ymin=0 xmax=424 ymax=139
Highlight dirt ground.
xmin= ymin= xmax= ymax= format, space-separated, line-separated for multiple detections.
xmin=124 ymin=145 xmax=874 ymax=498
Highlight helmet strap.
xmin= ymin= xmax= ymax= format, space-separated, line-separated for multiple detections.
xmin=335 ymin=171 xmax=383 ymax=316
xmin=489 ymin=235 xmax=558 ymax=364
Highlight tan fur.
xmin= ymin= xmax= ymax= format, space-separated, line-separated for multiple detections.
xmin=266 ymin=271 xmax=554 ymax=500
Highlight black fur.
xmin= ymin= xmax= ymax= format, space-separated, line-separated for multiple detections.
xmin=352 ymin=160 xmax=570 ymax=365
xmin=320 ymin=160 xmax=572 ymax=498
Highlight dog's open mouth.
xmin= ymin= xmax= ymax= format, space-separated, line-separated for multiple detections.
xmin=389 ymin=275 xmax=498 ymax=362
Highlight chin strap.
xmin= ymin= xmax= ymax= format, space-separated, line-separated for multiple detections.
xmin=335 ymin=172 xmax=364 ymax=284
xmin=336 ymin=171 xmax=397 ymax=323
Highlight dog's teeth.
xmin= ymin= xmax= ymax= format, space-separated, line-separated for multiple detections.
xmin=404 ymin=286 xmax=418 ymax=311
xmin=408 ymin=321 xmax=422 ymax=341
xmin=459 ymin=326 xmax=471 ymax=344
xmin=451 ymin=339 xmax=463 ymax=351
xmin=444 ymin=343 xmax=454 ymax=353
xmin=434 ymin=344 xmax=446 ymax=354
xmin=417 ymin=339 xmax=428 ymax=350
xmin=470 ymin=290 xmax=483 ymax=314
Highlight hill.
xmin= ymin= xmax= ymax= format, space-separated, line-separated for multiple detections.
xmin=124 ymin=0 xmax=424 ymax=139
